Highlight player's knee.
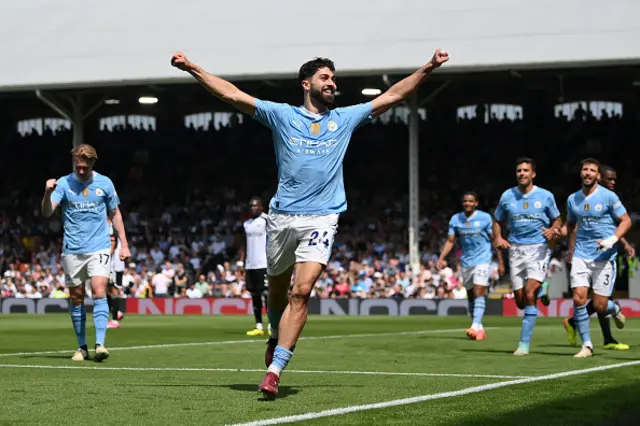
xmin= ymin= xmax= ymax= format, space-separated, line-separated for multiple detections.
xmin=525 ymin=288 xmax=537 ymax=304
xmin=289 ymin=285 xmax=312 ymax=306
xmin=91 ymin=277 xmax=108 ymax=298
xmin=251 ymin=290 xmax=263 ymax=302
xmin=69 ymin=287 xmax=84 ymax=306
xmin=473 ymin=286 xmax=486 ymax=298
xmin=573 ymin=291 xmax=588 ymax=307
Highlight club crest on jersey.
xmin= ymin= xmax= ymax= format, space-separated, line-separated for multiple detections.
xmin=465 ymin=221 xmax=470 ymax=227
xmin=82 ymin=188 xmax=89 ymax=197
xmin=534 ymin=201 xmax=542 ymax=208
xmin=584 ymin=203 xmax=590 ymax=212
xmin=95 ymin=188 xmax=104 ymax=197
xmin=310 ymin=122 xmax=321 ymax=135
xmin=523 ymin=201 xmax=529 ymax=209
xmin=595 ymin=204 xmax=603 ymax=212
xmin=327 ymin=120 xmax=338 ymax=132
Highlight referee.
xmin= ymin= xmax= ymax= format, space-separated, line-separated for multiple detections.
xmin=240 ymin=197 xmax=269 ymax=336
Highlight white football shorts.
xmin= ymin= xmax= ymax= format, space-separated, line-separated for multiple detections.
xmin=570 ymin=257 xmax=617 ymax=297
xmin=508 ymin=243 xmax=550 ymax=291
xmin=462 ymin=264 xmax=490 ymax=289
xmin=266 ymin=212 xmax=339 ymax=276
xmin=61 ymin=249 xmax=111 ymax=287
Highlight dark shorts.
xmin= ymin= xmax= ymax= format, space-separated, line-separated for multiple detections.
xmin=108 ymin=271 xmax=124 ymax=289
xmin=246 ymin=268 xmax=267 ymax=292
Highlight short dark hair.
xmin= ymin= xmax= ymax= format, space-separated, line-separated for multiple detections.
xmin=298 ymin=58 xmax=336 ymax=84
xmin=461 ymin=191 xmax=478 ymax=202
xmin=581 ymin=157 xmax=600 ymax=172
xmin=515 ymin=157 xmax=536 ymax=171
xmin=600 ymin=164 xmax=615 ymax=175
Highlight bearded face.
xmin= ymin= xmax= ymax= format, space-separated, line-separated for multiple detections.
xmin=306 ymin=67 xmax=336 ymax=107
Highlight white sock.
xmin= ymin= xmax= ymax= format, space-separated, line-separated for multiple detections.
xmin=472 ymin=323 xmax=483 ymax=330
xmin=256 ymin=323 xmax=264 ymax=331
xmin=584 ymin=341 xmax=593 ymax=349
xmin=267 ymin=365 xmax=282 ymax=377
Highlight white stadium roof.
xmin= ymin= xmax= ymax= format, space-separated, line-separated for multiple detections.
xmin=1 ymin=0 xmax=639 ymax=92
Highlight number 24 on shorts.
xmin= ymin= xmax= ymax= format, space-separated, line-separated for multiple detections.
xmin=308 ymin=231 xmax=330 ymax=248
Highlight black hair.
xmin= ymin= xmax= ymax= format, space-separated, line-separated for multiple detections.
xmin=298 ymin=58 xmax=336 ymax=84
xmin=581 ymin=157 xmax=601 ymax=173
xmin=461 ymin=191 xmax=478 ymax=202
xmin=515 ymin=157 xmax=536 ymax=171
xmin=600 ymin=164 xmax=615 ymax=175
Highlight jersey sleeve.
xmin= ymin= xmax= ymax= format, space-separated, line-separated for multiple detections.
xmin=608 ymin=192 xmax=627 ymax=219
xmin=566 ymin=197 xmax=577 ymax=224
xmin=105 ymin=179 xmax=120 ymax=213
xmin=253 ymin=100 xmax=288 ymax=129
xmin=339 ymin=102 xmax=373 ymax=130
xmin=484 ymin=214 xmax=493 ymax=236
xmin=50 ymin=178 xmax=66 ymax=204
xmin=494 ymin=194 xmax=507 ymax=221
xmin=447 ymin=216 xmax=456 ymax=236
xmin=546 ymin=193 xmax=561 ymax=220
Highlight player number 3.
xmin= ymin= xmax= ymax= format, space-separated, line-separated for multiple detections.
xmin=308 ymin=230 xmax=330 ymax=248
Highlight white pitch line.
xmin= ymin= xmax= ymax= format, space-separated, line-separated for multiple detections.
xmin=227 ymin=360 xmax=640 ymax=426
xmin=0 ymin=327 xmax=490 ymax=358
xmin=0 ymin=364 xmax=527 ymax=379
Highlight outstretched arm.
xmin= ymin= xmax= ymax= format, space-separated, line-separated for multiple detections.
xmin=171 ymin=52 xmax=256 ymax=116
xmin=371 ymin=49 xmax=449 ymax=118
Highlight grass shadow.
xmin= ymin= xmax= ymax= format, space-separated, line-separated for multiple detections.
xmin=20 ymin=354 xmax=72 ymax=360
xmin=452 ymin=381 xmax=640 ymax=426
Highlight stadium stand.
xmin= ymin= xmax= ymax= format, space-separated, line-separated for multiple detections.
xmin=1 ymin=99 xmax=638 ymax=301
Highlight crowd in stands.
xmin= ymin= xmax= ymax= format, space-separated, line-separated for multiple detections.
xmin=1 ymin=101 xmax=637 ymax=300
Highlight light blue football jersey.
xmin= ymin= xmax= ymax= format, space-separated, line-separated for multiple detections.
xmin=448 ymin=210 xmax=493 ymax=268
xmin=254 ymin=100 xmax=372 ymax=214
xmin=567 ymin=185 xmax=627 ymax=261
xmin=51 ymin=171 xmax=120 ymax=255
xmin=494 ymin=186 xmax=560 ymax=245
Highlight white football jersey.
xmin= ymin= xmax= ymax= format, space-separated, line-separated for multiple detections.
xmin=243 ymin=213 xmax=268 ymax=270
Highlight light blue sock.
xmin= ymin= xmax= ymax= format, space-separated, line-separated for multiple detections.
xmin=93 ymin=298 xmax=109 ymax=346
xmin=520 ymin=305 xmax=538 ymax=345
xmin=267 ymin=309 xmax=284 ymax=338
xmin=70 ymin=304 xmax=86 ymax=348
xmin=606 ymin=300 xmax=620 ymax=316
xmin=269 ymin=345 xmax=293 ymax=375
xmin=472 ymin=296 xmax=486 ymax=326
xmin=574 ymin=303 xmax=592 ymax=346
